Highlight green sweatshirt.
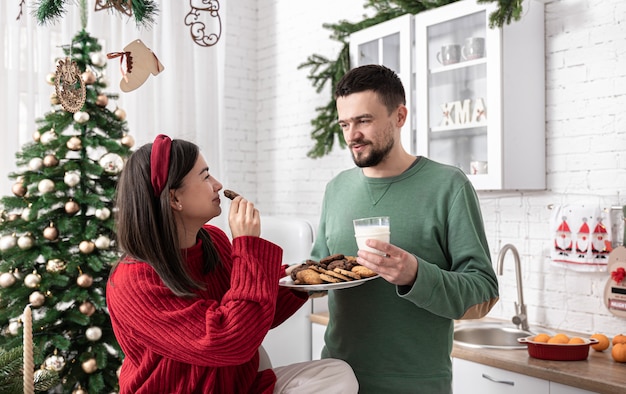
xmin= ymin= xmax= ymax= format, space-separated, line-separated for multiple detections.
xmin=311 ymin=157 xmax=499 ymax=394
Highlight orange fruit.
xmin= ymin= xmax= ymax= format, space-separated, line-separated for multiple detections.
xmin=612 ymin=333 xmax=626 ymax=345
xmin=548 ymin=333 xmax=570 ymax=344
xmin=611 ymin=343 xmax=626 ymax=363
xmin=590 ymin=333 xmax=610 ymax=351
xmin=568 ymin=337 xmax=585 ymax=344
xmin=533 ymin=333 xmax=550 ymax=343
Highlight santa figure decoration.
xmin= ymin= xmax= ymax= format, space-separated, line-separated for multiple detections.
xmin=575 ymin=218 xmax=590 ymax=258
xmin=554 ymin=216 xmax=572 ymax=256
xmin=592 ymin=218 xmax=611 ymax=259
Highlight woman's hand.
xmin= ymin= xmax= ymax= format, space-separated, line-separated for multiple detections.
xmin=228 ymin=196 xmax=261 ymax=238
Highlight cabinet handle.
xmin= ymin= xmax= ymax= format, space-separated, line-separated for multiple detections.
xmin=481 ymin=373 xmax=515 ymax=386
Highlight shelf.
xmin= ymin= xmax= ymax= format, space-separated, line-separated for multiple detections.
xmin=431 ymin=122 xmax=487 ymax=134
xmin=430 ymin=57 xmax=486 ymax=74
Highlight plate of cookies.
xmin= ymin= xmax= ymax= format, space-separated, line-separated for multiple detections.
xmin=280 ymin=254 xmax=379 ymax=291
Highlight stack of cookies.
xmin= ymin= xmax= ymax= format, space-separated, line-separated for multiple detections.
xmin=290 ymin=254 xmax=377 ymax=285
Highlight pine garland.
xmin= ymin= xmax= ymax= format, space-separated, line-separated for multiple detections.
xmin=299 ymin=0 xmax=523 ymax=158
xmin=0 ymin=346 xmax=59 ymax=393
xmin=33 ymin=0 xmax=159 ymax=28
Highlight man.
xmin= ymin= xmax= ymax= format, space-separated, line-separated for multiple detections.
xmin=310 ymin=64 xmax=499 ymax=393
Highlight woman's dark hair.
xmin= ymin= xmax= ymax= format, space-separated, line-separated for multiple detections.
xmin=114 ymin=138 xmax=221 ymax=297
xmin=334 ymin=64 xmax=406 ymax=115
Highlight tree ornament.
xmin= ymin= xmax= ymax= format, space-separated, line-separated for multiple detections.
xmin=18 ymin=233 xmax=34 ymax=250
xmin=81 ymin=358 xmax=97 ymax=374
xmin=85 ymin=326 xmax=102 ymax=341
xmin=50 ymin=91 xmax=60 ymax=105
xmin=22 ymin=207 xmax=32 ymax=221
xmin=8 ymin=319 xmax=21 ymax=336
xmin=12 ymin=182 xmax=26 ymax=197
xmin=38 ymin=179 xmax=55 ymax=194
xmin=121 ymin=133 xmax=135 ymax=148
xmin=45 ymin=73 xmax=56 ymax=85
xmin=73 ymin=388 xmax=87 ymax=394
xmin=96 ymin=94 xmax=109 ymax=107
xmin=0 ymin=272 xmax=17 ymax=288
xmin=46 ymin=259 xmax=67 ymax=273
xmin=79 ymin=240 xmax=95 ymax=254
xmin=32 ymin=130 xmax=41 ymax=142
xmin=185 ymin=1 xmax=222 ymax=47
xmin=66 ymin=136 xmax=83 ymax=150
xmin=79 ymin=301 xmax=96 ymax=316
xmin=65 ymin=200 xmax=80 ymax=215
xmin=95 ymin=235 xmax=111 ymax=249
xmin=114 ymin=107 xmax=127 ymax=121
xmin=24 ymin=272 xmax=42 ymax=288
xmin=77 ymin=273 xmax=93 ymax=288
xmin=99 ymin=153 xmax=124 ymax=174
xmin=73 ymin=111 xmax=90 ymax=124
xmin=40 ymin=129 xmax=57 ymax=145
xmin=64 ymin=171 xmax=81 ymax=187
xmin=90 ymin=52 xmax=107 ymax=67
xmin=44 ymin=353 xmax=65 ymax=372
xmin=6 ymin=213 xmax=19 ymax=221
xmin=81 ymin=70 xmax=96 ymax=85
xmin=43 ymin=223 xmax=59 ymax=241
xmin=29 ymin=291 xmax=45 ymax=307
xmin=108 ymin=39 xmax=164 ymax=92
xmin=0 ymin=234 xmax=17 ymax=250
xmin=43 ymin=154 xmax=59 ymax=167
xmin=55 ymin=57 xmax=86 ymax=113
xmin=95 ymin=207 xmax=111 ymax=220
xmin=28 ymin=158 xmax=43 ymax=171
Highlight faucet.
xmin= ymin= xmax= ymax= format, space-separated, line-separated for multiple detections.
xmin=496 ymin=244 xmax=529 ymax=331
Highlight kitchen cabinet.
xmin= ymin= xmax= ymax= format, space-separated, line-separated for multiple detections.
xmin=549 ymin=382 xmax=598 ymax=394
xmin=349 ymin=0 xmax=546 ymax=190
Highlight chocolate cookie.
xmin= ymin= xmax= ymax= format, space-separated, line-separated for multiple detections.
xmin=224 ymin=189 xmax=240 ymax=200
xmin=320 ymin=253 xmax=345 ymax=265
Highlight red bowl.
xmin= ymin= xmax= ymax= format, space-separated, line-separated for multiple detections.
xmin=517 ymin=336 xmax=599 ymax=361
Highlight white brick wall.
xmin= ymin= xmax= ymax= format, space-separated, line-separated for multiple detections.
xmin=224 ymin=0 xmax=626 ymax=335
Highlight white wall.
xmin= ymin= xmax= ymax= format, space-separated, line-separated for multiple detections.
xmin=225 ymin=0 xmax=626 ymax=336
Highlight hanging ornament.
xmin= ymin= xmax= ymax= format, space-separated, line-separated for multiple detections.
xmin=79 ymin=301 xmax=96 ymax=316
xmin=66 ymin=136 xmax=83 ymax=151
xmin=95 ymin=207 xmax=111 ymax=220
xmin=18 ymin=233 xmax=34 ymax=250
xmin=0 ymin=234 xmax=17 ymax=250
xmin=50 ymin=91 xmax=60 ymax=105
xmin=108 ymin=39 xmax=164 ymax=93
xmin=28 ymin=158 xmax=43 ymax=171
xmin=12 ymin=182 xmax=26 ymax=197
xmin=85 ymin=326 xmax=102 ymax=341
xmin=65 ymin=200 xmax=80 ymax=215
xmin=0 ymin=272 xmax=17 ymax=288
xmin=38 ymin=179 xmax=55 ymax=194
xmin=185 ymin=1 xmax=222 ymax=47
xmin=114 ymin=107 xmax=127 ymax=121
xmin=24 ymin=272 xmax=42 ymax=288
xmin=6 ymin=213 xmax=19 ymax=221
xmin=77 ymin=273 xmax=93 ymax=288
xmin=55 ymin=57 xmax=86 ymax=113
xmin=73 ymin=111 xmax=90 ymax=124
xmin=79 ymin=240 xmax=95 ymax=254
xmin=81 ymin=358 xmax=98 ymax=374
xmin=81 ymin=70 xmax=96 ymax=85
xmin=95 ymin=235 xmax=111 ymax=249
xmin=64 ymin=171 xmax=81 ymax=187
xmin=43 ymin=223 xmax=59 ymax=241
xmin=44 ymin=353 xmax=65 ymax=372
xmin=46 ymin=259 xmax=67 ymax=273
xmin=43 ymin=154 xmax=59 ymax=167
xmin=95 ymin=94 xmax=109 ymax=107
xmin=29 ymin=291 xmax=45 ymax=307
xmin=90 ymin=52 xmax=107 ymax=67
xmin=121 ymin=133 xmax=135 ymax=148
xmin=32 ymin=130 xmax=41 ymax=142
xmin=99 ymin=153 xmax=124 ymax=174
xmin=8 ymin=319 xmax=21 ymax=336
xmin=45 ymin=73 xmax=56 ymax=85
xmin=40 ymin=129 xmax=57 ymax=145
xmin=22 ymin=206 xmax=32 ymax=221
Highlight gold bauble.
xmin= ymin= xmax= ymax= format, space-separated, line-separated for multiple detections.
xmin=67 ymin=136 xmax=82 ymax=151
xmin=81 ymin=358 xmax=97 ymax=374
xmin=32 ymin=130 xmax=41 ymax=142
xmin=50 ymin=92 xmax=60 ymax=105
xmin=12 ymin=182 xmax=26 ymax=197
xmin=79 ymin=240 xmax=95 ymax=254
xmin=17 ymin=234 xmax=34 ymax=250
xmin=79 ymin=301 xmax=95 ymax=316
xmin=114 ymin=107 xmax=127 ymax=121
xmin=76 ymin=273 xmax=93 ymax=288
xmin=96 ymin=94 xmax=109 ymax=107
xmin=43 ymin=154 xmax=59 ymax=167
xmin=29 ymin=291 xmax=45 ymax=307
xmin=81 ymin=70 xmax=96 ymax=85
xmin=37 ymin=179 xmax=55 ymax=194
xmin=65 ymin=200 xmax=80 ymax=215
xmin=121 ymin=134 xmax=135 ymax=148
xmin=24 ymin=272 xmax=41 ymax=288
xmin=46 ymin=259 xmax=66 ymax=273
xmin=0 ymin=272 xmax=16 ymax=288
xmin=43 ymin=224 xmax=59 ymax=241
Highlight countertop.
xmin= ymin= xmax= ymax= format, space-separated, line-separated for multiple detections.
xmin=309 ymin=313 xmax=625 ymax=394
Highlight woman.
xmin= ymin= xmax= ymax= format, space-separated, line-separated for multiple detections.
xmin=106 ymin=134 xmax=357 ymax=393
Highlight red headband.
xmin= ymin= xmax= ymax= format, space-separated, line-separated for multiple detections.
xmin=150 ymin=134 xmax=172 ymax=196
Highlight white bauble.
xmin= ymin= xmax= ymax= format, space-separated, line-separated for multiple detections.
xmin=28 ymin=158 xmax=43 ymax=171
xmin=90 ymin=52 xmax=107 ymax=67
xmin=114 ymin=108 xmax=126 ymax=121
xmin=81 ymin=358 xmax=97 ymax=374
xmin=95 ymin=207 xmax=111 ymax=220
xmin=8 ymin=320 xmax=20 ymax=335
xmin=38 ymin=179 xmax=55 ymax=194
xmin=99 ymin=153 xmax=124 ymax=174
xmin=17 ymin=234 xmax=34 ymax=250
xmin=0 ymin=234 xmax=17 ymax=250
xmin=44 ymin=354 xmax=65 ymax=372
xmin=66 ymin=136 xmax=82 ymax=151
xmin=29 ymin=291 xmax=45 ymax=307
xmin=0 ymin=272 xmax=17 ymax=288
xmin=64 ymin=171 xmax=81 ymax=187
xmin=85 ymin=326 xmax=102 ymax=341
xmin=46 ymin=259 xmax=66 ymax=273
xmin=95 ymin=235 xmax=111 ymax=249
xmin=73 ymin=111 xmax=90 ymax=124
xmin=24 ymin=272 xmax=41 ymax=288
xmin=40 ymin=130 xmax=57 ymax=145
xmin=21 ymin=207 xmax=31 ymax=221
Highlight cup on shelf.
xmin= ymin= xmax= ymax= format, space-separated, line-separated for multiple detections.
xmin=462 ymin=37 xmax=485 ymax=61
xmin=470 ymin=160 xmax=488 ymax=175
xmin=353 ymin=216 xmax=390 ymax=256
xmin=436 ymin=44 xmax=461 ymax=66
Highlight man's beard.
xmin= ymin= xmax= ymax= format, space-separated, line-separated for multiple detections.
xmin=351 ymin=134 xmax=394 ymax=168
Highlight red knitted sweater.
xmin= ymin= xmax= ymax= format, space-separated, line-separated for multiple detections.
xmin=106 ymin=225 xmax=308 ymax=393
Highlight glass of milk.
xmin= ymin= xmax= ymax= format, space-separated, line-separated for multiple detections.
xmin=353 ymin=216 xmax=390 ymax=255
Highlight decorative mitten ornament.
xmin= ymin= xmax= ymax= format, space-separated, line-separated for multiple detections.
xmin=107 ymin=39 xmax=164 ymax=92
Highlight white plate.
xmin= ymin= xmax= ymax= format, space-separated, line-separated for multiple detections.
xmin=279 ymin=274 xmax=380 ymax=291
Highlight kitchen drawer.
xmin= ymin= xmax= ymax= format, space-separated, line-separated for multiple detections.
xmin=550 ymin=381 xmax=598 ymax=394
xmin=453 ymin=358 xmax=549 ymax=394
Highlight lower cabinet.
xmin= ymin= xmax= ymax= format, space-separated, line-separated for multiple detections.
xmin=453 ymin=359 xmax=598 ymax=394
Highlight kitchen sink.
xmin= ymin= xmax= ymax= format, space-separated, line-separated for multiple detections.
xmin=453 ymin=321 xmax=549 ymax=350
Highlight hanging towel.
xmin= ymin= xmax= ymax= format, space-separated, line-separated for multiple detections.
xmin=550 ymin=204 xmax=612 ymax=272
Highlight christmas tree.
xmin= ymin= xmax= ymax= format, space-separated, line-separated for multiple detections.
xmin=0 ymin=29 xmax=134 ymax=393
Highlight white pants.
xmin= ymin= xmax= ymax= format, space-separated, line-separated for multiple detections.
xmin=272 ymin=359 xmax=359 ymax=394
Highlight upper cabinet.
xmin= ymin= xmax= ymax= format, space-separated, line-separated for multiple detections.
xmin=349 ymin=0 xmax=545 ymax=191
